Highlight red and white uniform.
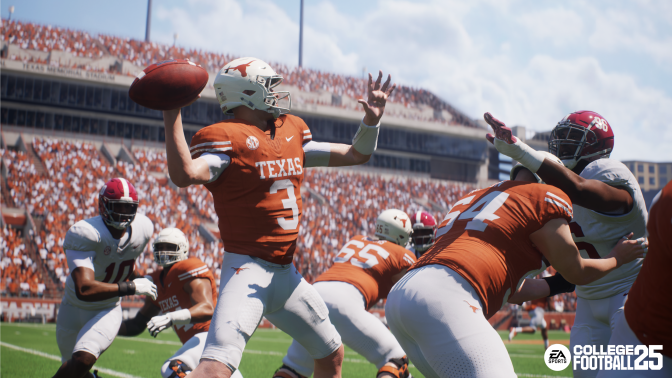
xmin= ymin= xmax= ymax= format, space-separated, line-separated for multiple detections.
xmin=189 ymin=115 xmax=340 ymax=370
xmin=57 ymin=214 xmax=153 ymax=361
xmin=386 ymin=181 xmax=572 ymax=378
xmin=282 ymin=236 xmax=416 ymax=377
xmin=598 ymin=180 xmax=672 ymax=377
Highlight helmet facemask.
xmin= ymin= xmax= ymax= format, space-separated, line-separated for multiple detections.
xmin=549 ymin=121 xmax=610 ymax=169
xmin=257 ymin=75 xmax=291 ymax=118
xmin=153 ymin=242 xmax=184 ymax=267
xmin=100 ymin=199 xmax=138 ymax=230
xmin=410 ymin=227 xmax=435 ymax=253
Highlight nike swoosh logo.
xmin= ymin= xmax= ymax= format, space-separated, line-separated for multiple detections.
xmin=286 ymin=136 xmax=294 ymax=142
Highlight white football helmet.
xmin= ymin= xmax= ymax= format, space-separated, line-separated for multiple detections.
xmin=152 ymin=228 xmax=189 ymax=267
xmin=214 ymin=57 xmax=291 ymax=118
xmin=509 ymin=151 xmax=563 ymax=183
xmin=375 ymin=209 xmax=413 ymax=246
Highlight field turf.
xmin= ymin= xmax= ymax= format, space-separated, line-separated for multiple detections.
xmin=0 ymin=322 xmax=572 ymax=377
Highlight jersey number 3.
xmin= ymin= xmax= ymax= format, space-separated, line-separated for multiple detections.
xmin=271 ymin=179 xmax=299 ymax=230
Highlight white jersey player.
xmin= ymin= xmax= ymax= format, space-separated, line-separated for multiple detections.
xmin=485 ymin=110 xmax=648 ymax=378
xmin=53 ymin=178 xmax=157 ymax=378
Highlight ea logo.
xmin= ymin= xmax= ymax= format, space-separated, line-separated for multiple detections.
xmin=544 ymin=344 xmax=571 ymax=371
xmin=246 ymin=136 xmax=259 ymax=150
xmin=103 ymin=246 xmax=112 ymax=255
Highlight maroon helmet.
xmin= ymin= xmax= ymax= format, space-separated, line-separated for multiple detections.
xmin=548 ymin=110 xmax=614 ymax=169
xmin=410 ymin=211 xmax=437 ymax=257
xmin=98 ymin=178 xmax=139 ymax=230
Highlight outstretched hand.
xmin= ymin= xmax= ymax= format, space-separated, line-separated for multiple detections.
xmin=358 ymin=71 xmax=396 ymax=126
xmin=484 ymin=112 xmax=518 ymax=145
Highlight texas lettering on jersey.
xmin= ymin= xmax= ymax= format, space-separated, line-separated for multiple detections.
xmin=189 ymin=114 xmax=313 ymax=265
xmin=413 ymin=181 xmax=573 ymax=319
xmin=316 ymin=235 xmax=417 ymax=309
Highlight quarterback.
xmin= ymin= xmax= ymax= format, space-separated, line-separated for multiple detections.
xmin=161 ymin=57 xmax=396 ymax=378
xmin=485 ymin=111 xmax=648 ymax=377
xmin=118 ymin=228 xmax=243 ymax=378
xmin=275 ymin=209 xmax=417 ymax=378
xmin=386 ymin=174 xmax=647 ymax=377
xmin=52 ymin=178 xmax=157 ymax=378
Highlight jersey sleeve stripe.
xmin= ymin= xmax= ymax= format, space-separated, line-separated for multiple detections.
xmin=303 ymin=130 xmax=310 ymax=133
xmin=189 ymin=141 xmax=232 ymax=151
xmin=546 ymin=192 xmax=570 ymax=208
xmin=178 ymin=266 xmax=209 ymax=280
xmin=544 ymin=197 xmax=573 ymax=217
xmin=190 ymin=147 xmax=233 ymax=157
xmin=303 ymin=135 xmax=312 ymax=140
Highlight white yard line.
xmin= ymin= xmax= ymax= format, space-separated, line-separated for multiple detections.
xmin=0 ymin=342 xmax=143 ymax=378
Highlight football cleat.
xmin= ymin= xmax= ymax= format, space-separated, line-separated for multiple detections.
xmin=167 ymin=359 xmax=193 ymax=378
xmin=377 ymin=355 xmax=410 ymax=378
xmin=508 ymin=327 xmax=517 ymax=341
xmin=272 ymin=364 xmax=307 ymax=378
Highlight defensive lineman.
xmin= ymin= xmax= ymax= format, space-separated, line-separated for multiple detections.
xmin=119 ymin=228 xmax=243 ymax=378
xmin=275 ymin=209 xmax=417 ymax=378
xmin=52 ymin=178 xmax=156 ymax=378
xmin=162 ymin=57 xmax=396 ymax=378
xmin=485 ymin=111 xmax=648 ymax=377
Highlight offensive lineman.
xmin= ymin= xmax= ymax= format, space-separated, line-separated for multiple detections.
xmin=386 ymin=174 xmax=647 ymax=377
xmin=597 ymin=181 xmax=672 ymax=377
xmin=118 ymin=228 xmax=243 ymax=378
xmin=52 ymin=178 xmax=157 ymax=378
xmin=275 ymin=209 xmax=417 ymax=378
xmin=162 ymin=57 xmax=396 ymax=378
xmin=485 ymin=111 xmax=648 ymax=377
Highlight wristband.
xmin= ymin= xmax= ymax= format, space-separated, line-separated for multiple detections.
xmin=169 ymin=308 xmax=192 ymax=325
xmin=542 ymin=273 xmax=575 ymax=297
xmin=352 ymin=118 xmax=380 ymax=155
xmin=118 ymin=281 xmax=136 ymax=296
xmin=493 ymin=138 xmax=546 ymax=173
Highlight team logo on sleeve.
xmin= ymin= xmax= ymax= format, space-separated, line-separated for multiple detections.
xmin=246 ymin=136 xmax=260 ymax=150
xmin=103 ymin=246 xmax=112 ymax=255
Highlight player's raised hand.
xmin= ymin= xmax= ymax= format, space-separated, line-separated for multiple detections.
xmin=358 ymin=70 xmax=396 ymax=126
xmin=484 ymin=112 xmax=518 ymax=145
xmin=132 ymin=277 xmax=158 ymax=300
xmin=609 ymin=232 xmax=648 ymax=267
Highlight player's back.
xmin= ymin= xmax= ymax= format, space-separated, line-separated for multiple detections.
xmin=316 ymin=235 xmax=417 ymax=309
xmin=63 ymin=214 xmax=153 ymax=310
xmin=149 ymin=257 xmax=218 ymax=344
xmin=623 ymin=180 xmax=672 ymax=357
xmin=571 ymin=158 xmax=648 ymax=299
xmin=189 ymin=114 xmax=312 ymax=265
xmin=413 ymin=181 xmax=573 ymax=319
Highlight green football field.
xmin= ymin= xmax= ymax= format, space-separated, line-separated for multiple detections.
xmin=0 ymin=322 xmax=572 ymax=377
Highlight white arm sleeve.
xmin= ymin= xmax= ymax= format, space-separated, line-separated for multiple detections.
xmin=196 ymin=152 xmax=231 ymax=182
xmin=65 ymin=250 xmax=96 ymax=272
xmin=303 ymin=141 xmax=332 ymax=168
xmin=352 ymin=118 xmax=381 ymax=155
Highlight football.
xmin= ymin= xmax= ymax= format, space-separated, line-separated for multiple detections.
xmin=128 ymin=59 xmax=209 ymax=111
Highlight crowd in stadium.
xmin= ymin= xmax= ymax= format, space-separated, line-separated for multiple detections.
xmin=1 ymin=139 xmax=578 ymax=313
xmin=1 ymin=19 xmax=479 ymax=128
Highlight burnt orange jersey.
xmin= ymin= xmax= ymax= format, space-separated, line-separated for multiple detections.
xmin=625 ymin=180 xmax=672 ymax=358
xmin=190 ymin=114 xmax=312 ymax=264
xmin=149 ymin=257 xmax=218 ymax=344
xmin=412 ymin=181 xmax=573 ymax=319
xmin=315 ymin=235 xmax=417 ymax=309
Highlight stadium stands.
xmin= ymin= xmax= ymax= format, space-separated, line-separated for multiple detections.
xmin=1 ymin=19 xmax=480 ymax=128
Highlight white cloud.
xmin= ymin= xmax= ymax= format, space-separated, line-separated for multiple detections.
xmin=151 ymin=0 xmax=672 ymax=161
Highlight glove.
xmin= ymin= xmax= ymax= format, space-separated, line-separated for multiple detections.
xmin=484 ymin=112 xmax=547 ymax=173
xmin=147 ymin=308 xmax=191 ymax=337
xmin=132 ymin=277 xmax=158 ymax=300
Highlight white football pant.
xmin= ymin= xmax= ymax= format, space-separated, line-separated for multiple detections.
xmin=571 ymin=291 xmax=629 ymax=378
xmin=282 ymin=281 xmax=406 ymax=377
xmin=201 ymin=252 xmax=341 ymax=371
xmin=596 ymin=310 xmax=671 ymax=378
xmin=161 ymin=332 xmax=243 ymax=378
xmin=386 ymin=264 xmax=517 ymax=378
xmin=530 ymin=307 xmax=547 ymax=329
xmin=56 ymin=299 xmax=122 ymax=362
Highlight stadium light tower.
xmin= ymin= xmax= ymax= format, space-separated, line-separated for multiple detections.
xmin=298 ymin=0 xmax=304 ymax=67
xmin=145 ymin=0 xmax=152 ymax=42
xmin=8 ymin=6 xmax=15 ymax=22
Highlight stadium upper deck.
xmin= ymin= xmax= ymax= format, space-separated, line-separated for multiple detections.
xmin=0 ymin=19 xmax=530 ymax=183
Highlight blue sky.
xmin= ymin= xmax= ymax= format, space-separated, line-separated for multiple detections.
xmin=4 ymin=0 xmax=671 ymax=161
